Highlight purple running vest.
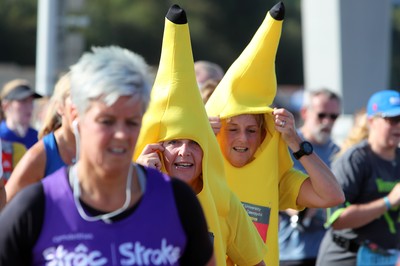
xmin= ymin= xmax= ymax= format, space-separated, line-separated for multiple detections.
xmin=33 ymin=166 xmax=187 ymax=266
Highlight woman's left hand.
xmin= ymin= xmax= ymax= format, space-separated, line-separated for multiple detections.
xmin=273 ymin=108 xmax=301 ymax=147
xmin=273 ymin=108 xmax=345 ymax=208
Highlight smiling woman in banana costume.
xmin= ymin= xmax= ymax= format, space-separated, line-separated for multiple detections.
xmin=205 ymin=2 xmax=345 ymax=266
xmin=134 ymin=4 xmax=267 ymax=266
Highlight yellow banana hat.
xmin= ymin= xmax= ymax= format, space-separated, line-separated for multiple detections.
xmin=205 ymin=2 xmax=284 ymax=118
xmin=205 ymin=2 xmax=307 ymax=265
xmin=133 ymin=5 xmax=230 ymax=265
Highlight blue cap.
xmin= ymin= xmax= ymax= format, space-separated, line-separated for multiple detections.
xmin=367 ymin=90 xmax=400 ymax=117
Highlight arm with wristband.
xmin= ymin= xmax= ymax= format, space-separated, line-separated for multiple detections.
xmin=383 ymin=196 xmax=391 ymax=210
xmin=332 ymin=186 xmax=400 ymax=230
xmin=382 ymin=183 xmax=400 ymax=211
xmin=329 ymin=144 xmax=400 ymax=230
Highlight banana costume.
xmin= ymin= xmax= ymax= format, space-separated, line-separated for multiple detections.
xmin=134 ymin=5 xmax=266 ymax=266
xmin=205 ymin=2 xmax=308 ymax=265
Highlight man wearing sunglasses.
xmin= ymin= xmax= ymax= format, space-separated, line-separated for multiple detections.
xmin=317 ymin=89 xmax=400 ymax=265
xmin=279 ymin=88 xmax=341 ymax=266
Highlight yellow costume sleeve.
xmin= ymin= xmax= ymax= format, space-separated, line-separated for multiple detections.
xmin=133 ymin=5 xmax=265 ymax=265
xmin=279 ymin=168 xmax=308 ymax=210
xmin=205 ymin=2 xmax=306 ymax=265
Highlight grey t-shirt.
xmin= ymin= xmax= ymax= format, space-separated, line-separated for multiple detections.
xmin=317 ymin=140 xmax=400 ymax=265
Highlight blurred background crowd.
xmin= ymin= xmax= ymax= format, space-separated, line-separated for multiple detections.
xmin=1 ymin=1 xmax=400 ymax=265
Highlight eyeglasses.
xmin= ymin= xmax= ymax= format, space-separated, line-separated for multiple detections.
xmin=317 ymin=113 xmax=339 ymax=121
xmin=381 ymin=115 xmax=400 ymax=126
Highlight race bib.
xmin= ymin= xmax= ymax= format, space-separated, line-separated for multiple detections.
xmin=241 ymin=202 xmax=270 ymax=242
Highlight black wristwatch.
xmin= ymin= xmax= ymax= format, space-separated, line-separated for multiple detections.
xmin=293 ymin=141 xmax=313 ymax=160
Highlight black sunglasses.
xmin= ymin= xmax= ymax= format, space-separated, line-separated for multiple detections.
xmin=317 ymin=113 xmax=339 ymax=121
xmin=382 ymin=115 xmax=400 ymax=126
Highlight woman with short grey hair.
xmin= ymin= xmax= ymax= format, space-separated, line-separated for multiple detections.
xmin=0 ymin=46 xmax=215 ymax=265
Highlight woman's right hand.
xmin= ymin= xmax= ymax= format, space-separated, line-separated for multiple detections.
xmin=136 ymin=143 xmax=164 ymax=171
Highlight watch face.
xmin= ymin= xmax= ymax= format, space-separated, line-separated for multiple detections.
xmin=302 ymin=141 xmax=313 ymax=154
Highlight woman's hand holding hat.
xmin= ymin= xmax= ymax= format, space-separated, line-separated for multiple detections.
xmin=136 ymin=143 xmax=165 ymax=171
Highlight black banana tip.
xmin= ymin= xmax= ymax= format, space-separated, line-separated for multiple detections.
xmin=270 ymin=2 xmax=285 ymax=21
xmin=166 ymin=4 xmax=187 ymax=24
